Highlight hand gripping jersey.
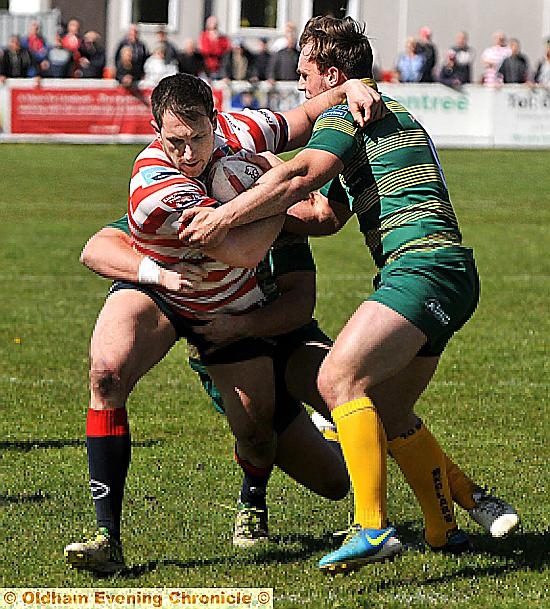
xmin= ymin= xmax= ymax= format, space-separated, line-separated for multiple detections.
xmin=128 ymin=108 xmax=288 ymax=319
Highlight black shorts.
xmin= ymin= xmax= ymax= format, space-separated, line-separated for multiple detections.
xmin=189 ymin=320 xmax=332 ymax=434
xmin=109 ymin=281 xmax=275 ymax=365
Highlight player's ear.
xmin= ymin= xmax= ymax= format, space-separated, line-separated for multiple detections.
xmin=211 ymin=109 xmax=218 ymax=129
xmin=326 ymin=66 xmax=340 ymax=87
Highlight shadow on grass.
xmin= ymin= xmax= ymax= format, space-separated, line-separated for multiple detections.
xmin=117 ymin=532 xmax=339 ymax=578
xmin=0 ymin=491 xmax=50 ymax=506
xmin=115 ymin=527 xmax=549 ymax=580
xmin=369 ymin=530 xmax=550 ymax=595
xmin=0 ymin=439 xmax=161 ymax=451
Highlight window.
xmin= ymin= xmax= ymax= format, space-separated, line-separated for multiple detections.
xmin=132 ymin=0 xmax=169 ymax=25
xmin=313 ymin=0 xmax=348 ymax=18
xmin=0 ymin=0 xmax=9 ymax=9
xmin=240 ymin=0 xmax=278 ymax=28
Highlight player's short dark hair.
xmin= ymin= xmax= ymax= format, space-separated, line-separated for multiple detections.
xmin=299 ymin=16 xmax=373 ymax=79
xmin=151 ymin=73 xmax=216 ymax=129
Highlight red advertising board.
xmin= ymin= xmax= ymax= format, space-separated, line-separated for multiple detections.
xmin=11 ymin=87 xmax=154 ymax=135
xmin=10 ymin=86 xmax=225 ymax=136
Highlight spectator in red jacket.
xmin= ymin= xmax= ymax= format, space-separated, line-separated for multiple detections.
xmin=62 ymin=18 xmax=82 ymax=76
xmin=198 ymin=15 xmax=230 ymax=79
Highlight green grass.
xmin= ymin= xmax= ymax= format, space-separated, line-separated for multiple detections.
xmin=0 ymin=145 xmax=548 ymax=608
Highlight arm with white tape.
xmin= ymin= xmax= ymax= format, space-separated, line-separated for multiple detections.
xmin=80 ymin=226 xmax=205 ymax=292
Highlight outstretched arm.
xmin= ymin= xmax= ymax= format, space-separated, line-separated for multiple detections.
xmin=180 ymin=148 xmax=343 ymax=247
xmin=202 ymin=214 xmax=285 ymax=268
xmin=282 ymin=79 xmax=383 ymax=148
xmin=80 ymin=227 xmax=205 ymax=292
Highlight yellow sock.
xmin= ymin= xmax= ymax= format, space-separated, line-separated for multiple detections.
xmin=445 ymin=454 xmax=479 ymax=510
xmin=332 ymin=397 xmax=387 ymax=529
xmin=388 ymin=423 xmax=456 ymax=547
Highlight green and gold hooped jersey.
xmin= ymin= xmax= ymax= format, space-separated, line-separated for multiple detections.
xmin=309 ymin=94 xmax=465 ymax=270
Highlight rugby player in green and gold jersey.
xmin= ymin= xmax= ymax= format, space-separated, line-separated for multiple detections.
xmin=180 ymin=16 xmax=519 ymax=572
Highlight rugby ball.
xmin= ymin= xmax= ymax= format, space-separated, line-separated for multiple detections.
xmin=206 ymin=154 xmax=265 ymax=203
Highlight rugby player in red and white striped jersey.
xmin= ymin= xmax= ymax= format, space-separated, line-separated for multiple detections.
xmin=64 ymin=72 xmax=383 ymax=573
xmin=128 ymin=74 xmax=380 ymax=319
xmin=127 ymin=106 xmax=288 ymax=319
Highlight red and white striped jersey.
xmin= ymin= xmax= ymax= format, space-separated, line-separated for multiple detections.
xmin=128 ymin=108 xmax=289 ymax=319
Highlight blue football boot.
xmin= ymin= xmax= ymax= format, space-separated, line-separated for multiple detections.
xmin=319 ymin=524 xmax=402 ymax=573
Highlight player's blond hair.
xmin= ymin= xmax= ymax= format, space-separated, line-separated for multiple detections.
xmin=299 ymin=16 xmax=373 ymax=79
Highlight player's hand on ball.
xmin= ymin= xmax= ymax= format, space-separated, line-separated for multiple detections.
xmin=243 ymin=151 xmax=282 ymax=171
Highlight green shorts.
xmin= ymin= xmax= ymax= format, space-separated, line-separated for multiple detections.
xmin=368 ymin=249 xmax=480 ymax=356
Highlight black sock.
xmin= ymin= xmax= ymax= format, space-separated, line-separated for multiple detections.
xmin=86 ymin=408 xmax=131 ymax=542
xmin=235 ymin=451 xmax=271 ymax=510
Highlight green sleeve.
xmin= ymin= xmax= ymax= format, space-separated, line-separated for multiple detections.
xmin=106 ymin=214 xmax=130 ymax=235
xmin=304 ymin=104 xmax=358 ymax=164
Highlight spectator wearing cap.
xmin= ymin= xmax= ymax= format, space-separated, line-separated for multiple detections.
xmin=535 ymin=37 xmax=550 ymax=85
xmin=498 ymin=38 xmax=530 ymax=83
xmin=450 ymin=31 xmax=475 ymax=84
xmin=417 ymin=26 xmax=438 ymax=82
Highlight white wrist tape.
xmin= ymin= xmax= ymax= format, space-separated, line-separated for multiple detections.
xmin=137 ymin=256 xmax=162 ymax=285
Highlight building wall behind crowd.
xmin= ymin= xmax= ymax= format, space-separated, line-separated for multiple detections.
xmin=1 ymin=0 xmax=549 ymax=82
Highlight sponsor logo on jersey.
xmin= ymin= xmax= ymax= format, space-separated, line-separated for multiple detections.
xmin=323 ymin=106 xmax=348 ymax=118
xmin=141 ymin=166 xmax=181 ymax=185
xmin=424 ymin=298 xmax=450 ymax=325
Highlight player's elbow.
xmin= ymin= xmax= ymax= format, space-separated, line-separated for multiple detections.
xmin=79 ymin=238 xmax=98 ymax=270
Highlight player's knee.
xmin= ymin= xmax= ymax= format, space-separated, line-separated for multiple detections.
xmin=318 ymin=358 xmax=369 ymax=408
xmin=89 ymin=366 xmax=123 ymax=400
xmin=236 ymin=433 xmax=277 ymax=468
xmin=317 ymin=359 xmax=344 ymax=407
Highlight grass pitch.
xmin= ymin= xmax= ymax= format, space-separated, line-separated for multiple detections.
xmin=0 ymin=145 xmax=548 ymax=608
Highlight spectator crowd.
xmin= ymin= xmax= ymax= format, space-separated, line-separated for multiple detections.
xmin=2 ymin=15 xmax=550 ymax=93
